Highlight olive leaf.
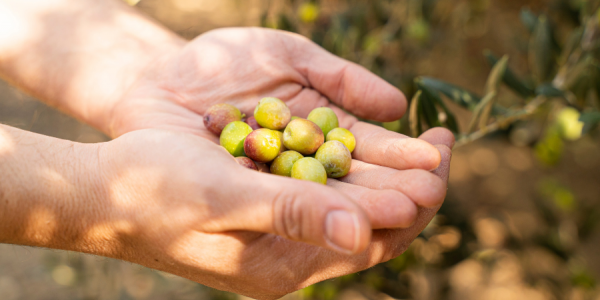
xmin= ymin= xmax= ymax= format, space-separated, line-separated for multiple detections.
xmin=484 ymin=54 xmax=509 ymax=95
xmin=536 ymin=83 xmax=564 ymax=97
xmin=417 ymin=77 xmax=480 ymax=109
xmin=520 ymin=8 xmax=537 ymax=33
xmin=419 ymin=92 xmax=441 ymax=128
xmin=580 ymin=110 xmax=600 ymax=133
xmin=484 ymin=50 xmax=535 ymax=98
xmin=582 ymin=12 xmax=600 ymax=51
xmin=557 ymin=55 xmax=596 ymax=92
xmin=417 ymin=77 xmax=509 ymax=116
xmin=466 ymin=92 xmax=496 ymax=133
xmin=445 ymin=111 xmax=460 ymax=135
xmin=559 ymin=28 xmax=584 ymax=65
xmin=278 ymin=13 xmax=298 ymax=32
xmin=479 ymin=56 xmax=508 ymax=128
xmin=419 ymin=84 xmax=461 ymax=133
xmin=409 ymin=90 xmax=422 ymax=138
xmin=529 ymin=15 xmax=556 ymax=84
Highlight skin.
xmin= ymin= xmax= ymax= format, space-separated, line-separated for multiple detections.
xmin=326 ymin=127 xmax=356 ymax=153
xmin=283 ymin=119 xmax=325 ymax=155
xmin=220 ymin=121 xmax=253 ymax=157
xmin=308 ymin=107 xmax=339 ymax=137
xmin=271 ymin=150 xmax=304 ymax=176
xmin=203 ymin=103 xmax=243 ymax=136
xmin=315 ymin=141 xmax=352 ymax=178
xmin=243 ymin=128 xmax=282 ymax=163
xmin=253 ymin=97 xmax=292 ymax=130
xmin=291 ymin=157 xmax=328 ymax=185
xmin=0 ymin=0 xmax=452 ymax=298
xmin=236 ymin=157 xmax=258 ymax=171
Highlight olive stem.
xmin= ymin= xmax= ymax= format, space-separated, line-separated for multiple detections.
xmin=454 ymin=96 xmax=547 ymax=148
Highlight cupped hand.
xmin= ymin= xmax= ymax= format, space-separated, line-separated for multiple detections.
xmin=98 ymin=128 xmax=452 ymax=299
xmin=109 ymin=26 xmax=446 ymax=213
xmin=102 ymin=27 xmax=453 ymax=298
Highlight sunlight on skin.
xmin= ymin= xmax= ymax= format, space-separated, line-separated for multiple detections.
xmin=83 ymin=220 xmax=135 ymax=246
xmin=0 ymin=3 xmax=50 ymax=98
xmin=39 ymin=168 xmax=69 ymax=185
xmin=0 ymin=4 xmax=32 ymax=54
xmin=0 ymin=0 xmax=185 ymax=135
xmin=104 ymin=167 xmax=166 ymax=210
xmin=23 ymin=206 xmax=58 ymax=245
xmin=0 ymin=128 xmax=15 ymax=155
xmin=0 ymin=123 xmax=451 ymax=299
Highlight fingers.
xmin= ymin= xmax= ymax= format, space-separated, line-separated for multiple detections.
xmin=418 ymin=127 xmax=455 ymax=149
xmin=213 ymin=171 xmax=372 ymax=255
xmin=327 ymin=179 xmax=418 ymax=229
xmin=291 ymin=35 xmax=407 ymax=121
xmin=341 ymin=160 xmax=447 ymax=208
xmin=418 ymin=127 xmax=454 ymax=182
xmin=431 ymin=144 xmax=452 ymax=182
xmin=349 ymin=122 xmax=442 ymax=171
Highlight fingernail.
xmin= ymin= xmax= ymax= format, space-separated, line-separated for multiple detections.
xmin=325 ymin=210 xmax=360 ymax=254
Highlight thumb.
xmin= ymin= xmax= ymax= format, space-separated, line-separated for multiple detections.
xmin=215 ymin=171 xmax=372 ymax=254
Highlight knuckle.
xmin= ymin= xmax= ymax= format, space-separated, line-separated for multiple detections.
xmin=271 ymin=190 xmax=305 ymax=242
xmin=385 ymin=139 xmax=410 ymax=165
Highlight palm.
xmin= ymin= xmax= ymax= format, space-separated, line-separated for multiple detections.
xmin=112 ymin=28 xmax=396 ymax=138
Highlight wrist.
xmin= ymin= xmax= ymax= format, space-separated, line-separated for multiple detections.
xmin=0 ymin=125 xmax=118 ymax=257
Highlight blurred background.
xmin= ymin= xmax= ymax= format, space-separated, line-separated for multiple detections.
xmin=1 ymin=0 xmax=600 ymax=299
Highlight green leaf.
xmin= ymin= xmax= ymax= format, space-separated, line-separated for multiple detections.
xmin=484 ymin=54 xmax=509 ymax=95
xmin=419 ymin=92 xmax=441 ymax=128
xmin=467 ymin=92 xmax=496 ymax=133
xmin=409 ymin=91 xmax=423 ymax=138
xmin=580 ymin=110 xmax=600 ymax=133
xmin=484 ymin=50 xmax=535 ymax=97
xmin=416 ymin=77 xmax=480 ymax=109
xmin=520 ymin=8 xmax=537 ymax=33
xmin=478 ymin=56 xmax=509 ymax=128
xmin=536 ymin=83 xmax=564 ymax=97
xmin=445 ymin=112 xmax=460 ymax=135
xmin=529 ymin=15 xmax=556 ymax=83
xmin=416 ymin=77 xmax=509 ymax=117
xmin=420 ymin=85 xmax=461 ymax=133
xmin=278 ymin=14 xmax=297 ymax=32
xmin=558 ymin=54 xmax=597 ymax=91
xmin=559 ymin=28 xmax=584 ymax=66
xmin=582 ymin=11 xmax=600 ymax=51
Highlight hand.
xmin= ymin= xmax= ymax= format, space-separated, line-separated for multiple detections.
xmin=101 ymin=27 xmax=453 ymax=298
xmin=96 ymin=128 xmax=452 ymax=299
xmin=109 ymin=27 xmax=447 ymax=212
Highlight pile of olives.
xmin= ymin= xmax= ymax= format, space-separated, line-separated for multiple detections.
xmin=204 ymin=97 xmax=356 ymax=184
